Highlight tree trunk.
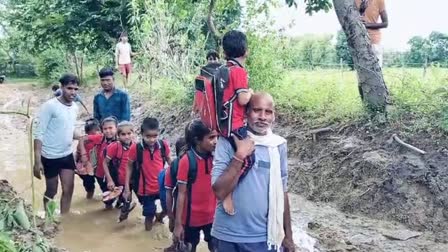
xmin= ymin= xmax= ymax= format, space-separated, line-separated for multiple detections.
xmin=333 ymin=0 xmax=389 ymax=113
xmin=207 ymin=0 xmax=221 ymax=50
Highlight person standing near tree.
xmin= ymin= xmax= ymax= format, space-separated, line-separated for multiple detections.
xmin=115 ymin=32 xmax=135 ymax=89
xmin=356 ymin=0 xmax=389 ymax=67
xmin=34 ymin=73 xmax=85 ymax=215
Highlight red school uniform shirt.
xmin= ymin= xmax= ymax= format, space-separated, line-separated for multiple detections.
xmin=77 ymin=133 xmax=101 ymax=161
xmin=177 ymin=151 xmax=216 ymax=227
xmin=87 ymin=134 xmax=113 ymax=178
xmin=223 ymin=60 xmax=249 ymax=132
xmin=105 ymin=141 xmax=135 ymax=186
xmin=128 ymin=140 xmax=171 ymax=196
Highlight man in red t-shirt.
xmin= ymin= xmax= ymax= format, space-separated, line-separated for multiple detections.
xmin=124 ymin=117 xmax=172 ymax=231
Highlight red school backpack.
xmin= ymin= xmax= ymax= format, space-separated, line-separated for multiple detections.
xmin=193 ymin=60 xmax=241 ymax=137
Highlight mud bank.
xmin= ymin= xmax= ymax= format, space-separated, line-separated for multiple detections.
xmin=0 ymin=180 xmax=61 ymax=251
xmin=134 ymin=95 xmax=448 ymax=250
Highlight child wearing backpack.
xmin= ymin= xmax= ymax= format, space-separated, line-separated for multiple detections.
xmin=215 ymin=30 xmax=254 ymax=215
xmin=124 ymin=117 xmax=172 ymax=231
xmin=172 ymin=120 xmax=218 ymax=252
xmin=103 ymin=121 xmax=137 ymax=222
xmin=162 ymin=137 xmax=187 ymax=252
xmin=76 ymin=118 xmax=101 ymax=199
xmin=79 ymin=116 xmax=118 ymax=209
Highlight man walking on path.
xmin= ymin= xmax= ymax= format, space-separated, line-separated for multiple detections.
xmin=93 ymin=68 xmax=131 ymax=123
xmin=356 ymin=0 xmax=389 ymax=67
xmin=212 ymin=92 xmax=295 ymax=252
xmin=115 ymin=32 xmax=135 ymax=89
xmin=34 ymin=73 xmax=86 ymax=214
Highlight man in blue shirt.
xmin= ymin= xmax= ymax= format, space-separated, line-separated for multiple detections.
xmin=212 ymin=92 xmax=295 ymax=252
xmin=93 ymin=68 xmax=131 ymax=122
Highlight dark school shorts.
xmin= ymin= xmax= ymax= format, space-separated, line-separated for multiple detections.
xmin=41 ymin=154 xmax=76 ymax=179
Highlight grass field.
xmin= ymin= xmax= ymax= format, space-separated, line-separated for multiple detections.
xmin=147 ymin=67 xmax=448 ymax=131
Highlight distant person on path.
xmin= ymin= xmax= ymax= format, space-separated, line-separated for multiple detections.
xmin=115 ymin=32 xmax=135 ymax=89
xmin=93 ymin=68 xmax=131 ymax=123
xmin=356 ymin=0 xmax=389 ymax=67
xmin=212 ymin=92 xmax=295 ymax=252
xmin=34 ymin=74 xmax=84 ymax=214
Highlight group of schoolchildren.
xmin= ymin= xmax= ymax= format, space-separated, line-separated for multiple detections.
xmin=73 ymin=29 xmax=253 ymax=252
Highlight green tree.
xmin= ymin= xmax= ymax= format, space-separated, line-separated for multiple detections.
xmin=407 ymin=36 xmax=428 ymax=67
xmin=335 ymin=30 xmax=354 ymax=70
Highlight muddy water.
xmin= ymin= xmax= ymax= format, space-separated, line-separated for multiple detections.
xmin=0 ymin=84 xmax=183 ymax=251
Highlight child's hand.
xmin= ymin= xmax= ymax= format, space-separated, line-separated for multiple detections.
xmin=248 ymin=88 xmax=254 ymax=95
xmin=232 ymin=135 xmax=255 ymax=160
xmin=107 ymin=180 xmax=115 ymax=191
xmin=174 ymin=224 xmax=184 ymax=241
xmin=123 ymin=188 xmax=130 ymax=200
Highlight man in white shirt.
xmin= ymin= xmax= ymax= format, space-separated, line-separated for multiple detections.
xmin=34 ymin=73 xmax=86 ymax=214
xmin=115 ymin=33 xmax=135 ymax=89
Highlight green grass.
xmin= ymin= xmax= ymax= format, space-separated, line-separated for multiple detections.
xmin=1 ymin=78 xmax=38 ymax=85
xmin=140 ymin=67 xmax=448 ymax=131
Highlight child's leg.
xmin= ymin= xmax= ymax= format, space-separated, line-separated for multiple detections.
xmin=118 ymin=186 xmax=136 ymax=222
xmin=223 ymin=127 xmax=256 ymax=215
xmin=79 ymin=174 xmax=95 ymax=198
xmin=184 ymin=226 xmax=201 ymax=252
xmin=202 ymin=223 xmax=215 ymax=252
xmin=223 ymin=193 xmax=236 ymax=215
xmin=96 ymin=176 xmax=114 ymax=209
xmin=156 ymin=193 xmax=167 ymax=223
xmin=138 ymin=195 xmax=157 ymax=231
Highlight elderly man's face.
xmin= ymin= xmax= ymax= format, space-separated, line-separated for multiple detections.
xmin=247 ymin=95 xmax=275 ymax=135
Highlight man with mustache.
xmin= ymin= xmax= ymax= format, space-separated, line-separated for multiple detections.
xmin=212 ymin=92 xmax=295 ymax=252
xmin=93 ymin=68 xmax=131 ymax=123
xmin=34 ymin=73 xmax=85 ymax=214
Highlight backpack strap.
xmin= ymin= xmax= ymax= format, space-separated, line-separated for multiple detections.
xmin=159 ymin=139 xmax=167 ymax=166
xmin=132 ymin=141 xmax=144 ymax=194
xmin=185 ymin=149 xmax=198 ymax=228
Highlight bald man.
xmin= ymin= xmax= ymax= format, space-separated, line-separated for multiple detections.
xmin=212 ymin=92 xmax=295 ymax=252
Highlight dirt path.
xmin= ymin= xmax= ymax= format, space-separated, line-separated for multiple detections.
xmin=0 ymin=82 xmax=446 ymax=252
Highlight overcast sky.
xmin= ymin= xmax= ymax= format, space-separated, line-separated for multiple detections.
xmin=269 ymin=0 xmax=448 ymax=51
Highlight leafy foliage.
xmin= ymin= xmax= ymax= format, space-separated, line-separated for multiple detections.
xmin=407 ymin=32 xmax=448 ymax=67
xmin=335 ymin=30 xmax=354 ymax=69
xmin=285 ymin=0 xmax=332 ymax=14
xmin=5 ymin=0 xmax=130 ymax=53
xmin=36 ymin=49 xmax=69 ymax=85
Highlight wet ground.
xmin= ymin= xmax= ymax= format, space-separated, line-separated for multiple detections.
xmin=1 ymin=82 xmax=447 ymax=252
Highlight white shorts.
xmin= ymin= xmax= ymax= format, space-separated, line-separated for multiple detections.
xmin=372 ymin=44 xmax=383 ymax=67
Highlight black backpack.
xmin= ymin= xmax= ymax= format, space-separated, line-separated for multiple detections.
xmin=131 ymin=140 xmax=168 ymax=194
xmin=169 ymin=150 xmax=198 ymax=228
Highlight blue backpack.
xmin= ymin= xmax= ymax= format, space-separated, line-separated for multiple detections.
xmin=157 ymin=150 xmax=198 ymax=227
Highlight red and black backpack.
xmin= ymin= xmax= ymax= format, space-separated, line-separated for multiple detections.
xmin=194 ymin=60 xmax=243 ymax=137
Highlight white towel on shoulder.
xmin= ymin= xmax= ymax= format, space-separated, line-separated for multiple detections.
xmin=248 ymin=129 xmax=286 ymax=251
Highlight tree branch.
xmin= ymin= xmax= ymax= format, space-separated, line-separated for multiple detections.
xmin=392 ymin=134 xmax=426 ymax=155
xmin=207 ymin=0 xmax=220 ymax=40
